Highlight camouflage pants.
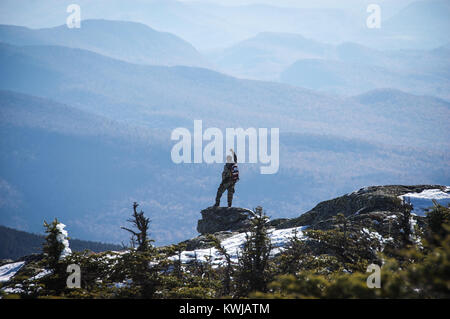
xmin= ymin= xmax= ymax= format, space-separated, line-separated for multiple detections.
xmin=215 ymin=179 xmax=235 ymax=207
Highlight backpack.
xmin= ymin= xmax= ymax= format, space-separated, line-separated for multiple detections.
xmin=231 ymin=163 xmax=239 ymax=182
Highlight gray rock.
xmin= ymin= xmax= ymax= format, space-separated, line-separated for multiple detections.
xmin=181 ymin=231 xmax=240 ymax=251
xmin=197 ymin=207 xmax=255 ymax=234
xmin=276 ymin=185 xmax=445 ymax=230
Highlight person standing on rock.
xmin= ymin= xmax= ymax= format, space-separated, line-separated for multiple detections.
xmin=214 ymin=149 xmax=239 ymax=207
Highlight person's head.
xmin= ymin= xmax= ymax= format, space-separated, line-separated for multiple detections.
xmin=226 ymin=155 xmax=233 ymax=163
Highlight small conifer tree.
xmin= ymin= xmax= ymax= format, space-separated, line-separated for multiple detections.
xmin=235 ymin=206 xmax=272 ymax=296
xmin=42 ymin=218 xmax=71 ymax=271
xmin=398 ymin=197 xmax=414 ymax=247
xmin=208 ymin=234 xmax=234 ymax=296
xmin=426 ymin=200 xmax=450 ymax=246
xmin=40 ymin=218 xmax=72 ymax=294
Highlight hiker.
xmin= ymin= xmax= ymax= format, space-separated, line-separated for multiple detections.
xmin=214 ymin=149 xmax=239 ymax=207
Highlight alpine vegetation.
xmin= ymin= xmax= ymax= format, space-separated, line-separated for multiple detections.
xmin=43 ymin=219 xmax=71 ymax=267
xmin=0 ymin=0 xmax=448 ymax=302
xmin=1 ymin=186 xmax=449 ymax=299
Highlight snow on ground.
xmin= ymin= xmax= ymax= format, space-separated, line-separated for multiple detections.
xmin=0 ymin=261 xmax=25 ymax=283
xmin=361 ymin=228 xmax=394 ymax=252
xmin=1 ymin=285 xmax=25 ymax=295
xmin=399 ymin=188 xmax=450 ymax=216
xmin=29 ymin=269 xmax=52 ymax=281
xmin=409 ymin=216 xmax=422 ymax=247
xmin=170 ymin=226 xmax=308 ymax=267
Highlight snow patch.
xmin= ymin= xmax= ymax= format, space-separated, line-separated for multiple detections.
xmin=0 ymin=261 xmax=25 ymax=283
xmin=29 ymin=269 xmax=52 ymax=281
xmin=399 ymin=188 xmax=450 ymax=216
xmin=55 ymin=223 xmax=72 ymax=259
xmin=171 ymin=226 xmax=307 ymax=266
xmin=409 ymin=216 xmax=422 ymax=247
xmin=361 ymin=228 xmax=395 ymax=252
xmin=2 ymin=285 xmax=25 ymax=295
xmin=111 ymin=279 xmax=132 ymax=289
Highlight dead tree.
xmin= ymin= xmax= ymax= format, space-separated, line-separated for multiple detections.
xmin=121 ymin=202 xmax=151 ymax=251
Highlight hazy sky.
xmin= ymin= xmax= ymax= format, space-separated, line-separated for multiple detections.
xmin=180 ymin=0 xmax=420 ymax=19
xmin=180 ymin=0 xmax=418 ymax=9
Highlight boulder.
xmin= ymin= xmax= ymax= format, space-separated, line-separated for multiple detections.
xmin=277 ymin=185 xmax=446 ymax=230
xmin=197 ymin=207 xmax=255 ymax=234
xmin=180 ymin=231 xmax=240 ymax=251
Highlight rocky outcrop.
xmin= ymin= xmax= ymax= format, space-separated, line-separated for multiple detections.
xmin=180 ymin=231 xmax=241 ymax=251
xmin=171 ymin=184 xmax=449 ymax=255
xmin=197 ymin=207 xmax=256 ymax=235
xmin=276 ymin=185 xmax=445 ymax=230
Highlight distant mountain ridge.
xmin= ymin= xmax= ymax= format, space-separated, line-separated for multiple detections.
xmin=209 ymin=32 xmax=333 ymax=80
xmin=0 ymin=0 xmax=448 ymax=51
xmin=2 ymin=41 xmax=448 ymax=146
xmin=279 ymin=47 xmax=450 ymax=100
xmin=383 ymin=0 xmax=450 ymax=46
xmin=0 ymin=19 xmax=208 ymax=67
xmin=0 ymin=225 xmax=123 ymax=260
xmin=210 ymin=32 xmax=450 ymax=100
xmin=0 ymin=42 xmax=448 ymax=246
